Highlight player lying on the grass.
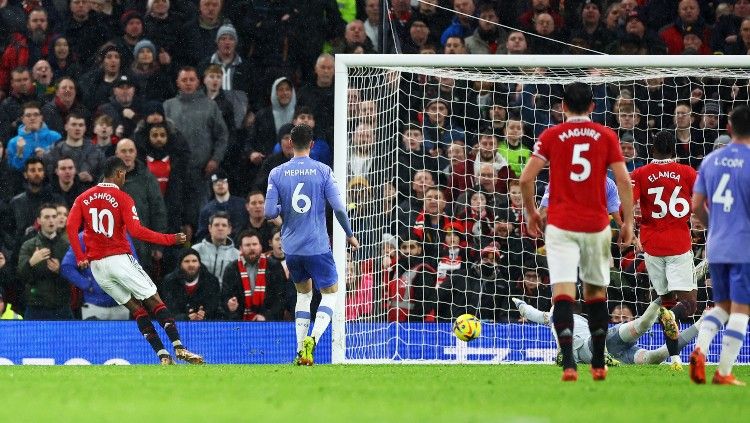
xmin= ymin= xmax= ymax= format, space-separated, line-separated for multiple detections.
xmin=512 ymin=298 xmax=702 ymax=365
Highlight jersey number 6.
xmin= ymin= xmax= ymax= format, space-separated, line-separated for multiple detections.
xmin=292 ymin=182 xmax=312 ymax=214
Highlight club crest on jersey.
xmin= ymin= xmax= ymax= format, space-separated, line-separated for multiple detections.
xmin=132 ymin=206 xmax=139 ymax=220
xmin=558 ymin=127 xmax=601 ymax=142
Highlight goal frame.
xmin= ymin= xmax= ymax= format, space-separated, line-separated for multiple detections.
xmin=331 ymin=54 xmax=750 ymax=364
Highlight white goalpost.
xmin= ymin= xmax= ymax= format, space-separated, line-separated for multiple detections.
xmin=331 ymin=54 xmax=750 ymax=364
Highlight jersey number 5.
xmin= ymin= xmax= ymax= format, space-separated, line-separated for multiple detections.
xmin=89 ymin=208 xmax=115 ymax=237
xmin=292 ymin=182 xmax=312 ymax=214
xmin=647 ymin=186 xmax=690 ymax=219
xmin=570 ymin=143 xmax=591 ymax=181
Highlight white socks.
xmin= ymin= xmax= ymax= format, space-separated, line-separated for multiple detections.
xmin=718 ymin=313 xmax=749 ymax=376
xmin=695 ymin=307 xmax=729 ymax=353
xmin=295 ymin=291 xmax=313 ymax=352
xmin=311 ymin=292 xmax=337 ymax=342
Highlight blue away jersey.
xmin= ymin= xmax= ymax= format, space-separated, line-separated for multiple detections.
xmin=265 ymin=156 xmax=353 ymax=256
xmin=541 ymin=176 xmax=621 ymax=214
xmin=694 ymin=143 xmax=750 ymax=263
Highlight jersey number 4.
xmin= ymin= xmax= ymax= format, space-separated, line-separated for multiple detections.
xmin=292 ymin=182 xmax=312 ymax=214
xmin=89 ymin=208 xmax=115 ymax=237
xmin=711 ymin=173 xmax=734 ymax=212
xmin=647 ymin=186 xmax=690 ymax=219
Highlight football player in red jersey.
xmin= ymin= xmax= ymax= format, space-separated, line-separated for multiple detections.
xmin=631 ymin=130 xmax=698 ymax=370
xmin=520 ymin=82 xmax=634 ymax=382
xmin=67 ymin=156 xmax=203 ymax=365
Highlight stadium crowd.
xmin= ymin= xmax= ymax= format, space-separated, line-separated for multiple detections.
xmin=0 ymin=0 xmax=741 ymax=323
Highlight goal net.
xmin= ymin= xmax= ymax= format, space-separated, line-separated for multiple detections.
xmin=331 ymin=55 xmax=750 ymax=364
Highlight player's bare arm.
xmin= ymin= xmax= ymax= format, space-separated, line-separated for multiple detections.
xmin=610 ymin=161 xmax=634 ymax=247
xmin=519 ymin=155 xmax=547 ymax=237
xmin=347 ymin=235 xmax=360 ymax=250
xmin=691 ymin=193 xmax=708 ymax=227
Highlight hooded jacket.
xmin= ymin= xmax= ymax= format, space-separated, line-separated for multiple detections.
xmin=6 ymin=123 xmax=62 ymax=170
xmin=191 ymin=237 xmax=240 ymax=283
xmin=247 ymin=77 xmax=297 ymax=156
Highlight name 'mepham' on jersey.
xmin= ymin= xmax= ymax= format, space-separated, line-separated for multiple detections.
xmin=631 ymin=160 xmax=696 ymax=256
xmin=535 ymin=118 xmax=624 ymax=233
xmin=67 ymin=183 xmax=175 ymax=262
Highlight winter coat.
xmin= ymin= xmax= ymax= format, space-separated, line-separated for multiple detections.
xmin=195 ymin=196 xmax=249 ymax=242
xmin=43 ymin=139 xmax=105 ymax=180
xmin=220 ymin=255 xmax=287 ymax=321
xmin=0 ymin=32 xmax=55 ymax=92
xmin=122 ymin=160 xmax=168 ymax=268
xmin=6 ymin=124 xmax=62 ymax=170
xmin=17 ymin=232 xmax=70 ymax=309
xmin=191 ymin=238 xmax=240 ymax=283
xmin=161 ymin=265 xmax=221 ymax=320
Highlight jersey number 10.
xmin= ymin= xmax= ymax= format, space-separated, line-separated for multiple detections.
xmin=89 ymin=208 xmax=115 ymax=237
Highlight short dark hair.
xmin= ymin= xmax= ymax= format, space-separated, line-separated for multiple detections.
xmin=102 ymin=156 xmax=126 ymax=178
xmin=290 ymin=124 xmax=313 ymax=150
xmin=246 ymin=190 xmax=265 ymax=201
xmin=56 ymin=154 xmax=76 ymax=166
xmin=237 ymin=229 xmax=261 ymax=244
xmin=22 ymin=101 xmax=41 ymax=112
xmin=11 ymin=66 xmax=30 ymax=77
xmin=651 ymin=131 xmax=675 ymax=157
xmin=294 ymin=106 xmax=314 ymax=119
xmin=24 ymin=157 xmax=45 ymax=172
xmin=563 ymin=82 xmax=593 ymax=114
xmin=65 ymin=112 xmax=85 ymax=124
xmin=729 ymin=104 xmax=750 ymax=138
xmin=37 ymin=202 xmax=57 ymax=218
xmin=208 ymin=211 xmax=231 ymax=226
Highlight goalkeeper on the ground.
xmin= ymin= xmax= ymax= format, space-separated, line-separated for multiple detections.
xmin=512 ymin=298 xmax=703 ymax=365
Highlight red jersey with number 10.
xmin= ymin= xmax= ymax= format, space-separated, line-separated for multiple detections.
xmin=535 ymin=117 xmax=624 ymax=232
xmin=631 ymin=160 xmax=696 ymax=256
xmin=66 ymin=183 xmax=176 ymax=261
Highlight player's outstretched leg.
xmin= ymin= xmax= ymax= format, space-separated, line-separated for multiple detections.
xmin=713 ymin=311 xmax=749 ymax=386
xmin=303 ymin=290 xmax=336 ymax=366
xmin=585 ymin=296 xmax=609 ymax=381
xmin=617 ymin=300 xmax=661 ymax=344
xmin=658 ymin=306 xmax=683 ymax=370
xmin=131 ymin=305 xmax=173 ymax=364
xmin=552 ymin=294 xmax=577 ymax=381
xmin=145 ymin=297 xmax=204 ymax=364
xmin=294 ymin=288 xmax=313 ymax=365
xmin=691 ymin=306 xmax=729 ymax=384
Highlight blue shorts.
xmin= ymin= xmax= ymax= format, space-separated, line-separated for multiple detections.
xmin=709 ymin=263 xmax=750 ymax=305
xmin=286 ymin=252 xmax=338 ymax=290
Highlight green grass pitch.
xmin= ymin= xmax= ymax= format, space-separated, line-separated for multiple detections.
xmin=5 ymin=364 xmax=749 ymax=422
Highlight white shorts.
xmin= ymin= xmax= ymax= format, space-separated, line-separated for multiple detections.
xmin=545 ymin=224 xmax=611 ymax=287
xmin=90 ymin=254 xmax=157 ymax=305
xmin=644 ymin=251 xmax=696 ymax=296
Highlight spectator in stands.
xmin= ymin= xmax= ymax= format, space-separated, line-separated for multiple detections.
xmin=455 ymin=190 xmax=495 ymax=251
xmin=0 ymin=1 xmax=26 ymax=52
xmin=713 ymin=0 xmax=750 ymax=53
xmin=192 ymin=211 xmax=239 ymax=283
xmin=510 ymin=267 xmax=551 ymax=321
xmin=441 ymin=142 xmax=466 ymax=189
xmin=0 ymin=248 xmax=23 ymax=318
xmin=269 ymin=106 xmax=331 ymax=166
xmin=60 ymin=232 xmax=133 ymax=320
xmin=115 ymin=138 xmax=168 ymax=272
xmin=30 ymin=59 xmax=53 ymax=100
xmin=196 ymin=170 xmax=248 ymax=242
xmin=8 ymin=158 xmax=63 ymax=244
xmin=297 ymin=53 xmax=335 ymax=142
xmin=235 ymin=190 xmax=277 ymax=250
xmin=182 ymin=0 xmax=227 ymax=66
xmin=135 ymin=120 xmax=190 ymax=235
xmin=363 ymin=0 xmax=381 ymax=52
xmin=246 ymin=76 xmax=297 ymax=162
xmin=0 ymin=8 xmax=54 ymax=99
xmin=130 ymin=38 xmax=176 ymax=103
xmin=396 ymin=123 xmax=440 ymax=196
xmin=401 ymin=16 xmax=433 ymax=54
xmin=529 ymin=12 xmax=562 ymax=55
xmin=0 ymin=67 xmax=37 ymax=143
xmin=505 ymin=30 xmax=530 ymax=54
xmin=17 ymin=203 xmax=70 ymax=319
xmin=143 ymin=0 xmax=182 ymax=64
xmin=111 ymin=10 xmax=144 ymax=68
xmin=62 ymin=0 xmax=113 ymax=67
xmin=659 ymin=0 xmax=712 ymax=55
xmin=44 ymin=113 xmax=103 ymax=184
xmin=724 ymin=16 xmax=750 ymax=54
xmin=421 ymin=97 xmax=465 ymax=155
xmin=614 ymin=102 xmax=649 ymax=158
xmin=670 ymin=102 xmax=703 ymax=168
xmin=78 ymin=44 xmax=126 ymax=112
xmin=464 ymin=130 xmax=514 ymax=193
xmin=48 ymin=35 xmax=82 ymax=82
xmin=499 ymin=117 xmax=531 ymax=177
xmin=0 ymin=142 xmax=23 ymax=205
xmin=6 ymin=101 xmax=62 ymax=171
xmin=203 ymin=64 xmax=245 ymax=133
xmin=97 ymin=74 xmax=144 ymax=139
xmin=412 ymin=187 xmax=461 ymax=260
xmin=692 ymin=99 xmax=722 ymax=154
xmin=161 ymin=248 xmax=221 ymax=321
xmin=253 ymin=123 xmax=295 ymax=193
xmin=441 ymin=242 xmax=506 ymax=322
xmin=465 ymin=3 xmax=508 ymax=54
xmin=619 ymin=133 xmax=646 ymax=172
xmin=40 ymin=76 xmax=87 ymax=135
xmin=345 ymin=253 xmax=373 ymax=320
xmin=386 ymin=234 xmax=438 ymax=322
xmin=49 ymin=156 xmax=86 ymax=209
xmin=348 ymin=121 xmax=375 ymax=179
xmin=397 ymin=169 xmax=435 ymax=223
xmin=457 ymin=161 xmax=511 ymax=218
xmin=198 ymin=24 xmax=251 ymax=95
xmin=569 ymin=1 xmax=615 ymax=53
xmin=443 ymin=35 xmax=467 ymax=54
xmin=334 ymin=19 xmax=376 ymax=54
xmin=164 ymin=66 xmax=229 ymax=209
xmin=92 ymin=114 xmax=118 ymax=156
xmin=440 ymin=0 xmax=477 ymax=46
xmin=519 ymin=0 xmax=564 ymax=32
xmin=221 ymin=230 xmax=286 ymax=321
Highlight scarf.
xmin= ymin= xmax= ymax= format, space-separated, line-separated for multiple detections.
xmin=237 ymin=255 xmax=267 ymax=321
